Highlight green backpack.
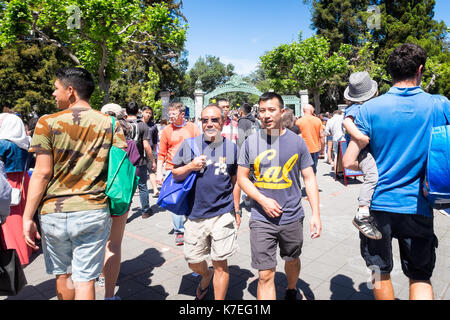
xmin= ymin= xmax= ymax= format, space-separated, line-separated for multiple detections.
xmin=105 ymin=117 xmax=140 ymax=216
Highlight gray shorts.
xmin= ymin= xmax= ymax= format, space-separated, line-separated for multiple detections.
xmin=249 ymin=218 xmax=304 ymax=270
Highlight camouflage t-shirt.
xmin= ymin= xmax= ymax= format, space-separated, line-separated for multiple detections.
xmin=29 ymin=107 xmax=127 ymax=215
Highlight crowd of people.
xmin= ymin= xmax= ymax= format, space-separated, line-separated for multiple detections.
xmin=0 ymin=43 xmax=448 ymax=301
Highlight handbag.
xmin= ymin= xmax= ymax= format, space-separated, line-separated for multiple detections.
xmin=105 ymin=117 xmax=140 ymax=216
xmin=0 ymin=160 xmax=12 ymax=223
xmin=157 ymin=137 xmax=201 ymax=216
xmin=0 ymin=229 xmax=27 ymax=296
xmin=423 ymin=95 xmax=450 ymax=209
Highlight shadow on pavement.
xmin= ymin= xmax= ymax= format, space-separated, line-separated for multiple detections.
xmin=126 ymin=204 xmax=166 ymax=224
xmin=115 ymin=248 xmax=168 ymax=299
xmin=330 ymin=274 xmax=374 ymax=300
xmin=226 ymin=265 xmax=255 ymax=300
xmin=247 ymin=271 xmax=316 ymax=300
xmin=4 ymin=278 xmax=56 ymax=300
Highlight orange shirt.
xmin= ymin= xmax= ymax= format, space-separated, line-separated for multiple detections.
xmin=296 ymin=115 xmax=322 ymax=153
xmin=157 ymin=121 xmax=200 ymax=170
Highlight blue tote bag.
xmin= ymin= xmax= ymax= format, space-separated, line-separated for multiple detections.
xmin=157 ymin=138 xmax=201 ymax=215
xmin=423 ymin=96 xmax=450 ymax=209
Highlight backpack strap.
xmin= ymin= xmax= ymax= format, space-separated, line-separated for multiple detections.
xmin=432 ymin=95 xmax=450 ymax=126
xmin=189 ymin=137 xmax=201 ymax=157
xmin=110 ymin=116 xmax=116 ymax=147
xmin=111 ymin=116 xmax=116 ymax=133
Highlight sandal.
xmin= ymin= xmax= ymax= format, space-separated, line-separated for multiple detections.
xmin=196 ymin=269 xmax=213 ymax=300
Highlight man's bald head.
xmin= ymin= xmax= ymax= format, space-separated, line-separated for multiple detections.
xmin=302 ymin=104 xmax=315 ymax=115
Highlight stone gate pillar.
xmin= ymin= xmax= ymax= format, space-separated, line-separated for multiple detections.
xmin=160 ymin=91 xmax=171 ymax=120
xmin=299 ymin=89 xmax=309 ymax=116
xmin=194 ymin=80 xmax=204 ymax=121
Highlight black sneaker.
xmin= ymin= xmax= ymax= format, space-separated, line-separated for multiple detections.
xmin=352 ymin=216 xmax=382 ymax=240
xmin=284 ymin=289 xmax=298 ymax=300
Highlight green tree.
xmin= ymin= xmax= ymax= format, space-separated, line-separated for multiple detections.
xmin=306 ymin=0 xmax=449 ymax=98
xmin=305 ymin=0 xmax=371 ymax=52
xmin=260 ymin=35 xmax=351 ymax=113
xmin=0 ymin=0 xmax=187 ymax=107
xmin=372 ymin=0 xmax=449 ymax=97
xmin=141 ymin=67 xmax=163 ymax=121
xmin=249 ymin=65 xmax=272 ymax=94
xmin=0 ymin=42 xmax=72 ymax=117
xmin=181 ymin=55 xmax=235 ymax=96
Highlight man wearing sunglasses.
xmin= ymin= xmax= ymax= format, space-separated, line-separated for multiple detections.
xmin=157 ymin=102 xmax=200 ymax=246
xmin=172 ymin=104 xmax=240 ymax=300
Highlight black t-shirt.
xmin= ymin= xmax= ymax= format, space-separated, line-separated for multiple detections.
xmin=146 ymin=120 xmax=159 ymax=151
xmin=288 ymin=125 xmax=301 ymax=135
xmin=127 ymin=118 xmax=150 ymax=166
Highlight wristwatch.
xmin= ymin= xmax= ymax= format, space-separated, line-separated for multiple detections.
xmin=235 ymin=209 xmax=242 ymax=217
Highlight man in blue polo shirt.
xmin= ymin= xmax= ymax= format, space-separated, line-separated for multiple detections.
xmin=172 ymin=103 xmax=240 ymax=300
xmin=343 ymin=43 xmax=450 ymax=300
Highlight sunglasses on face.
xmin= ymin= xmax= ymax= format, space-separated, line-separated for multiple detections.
xmin=200 ymin=117 xmax=220 ymax=124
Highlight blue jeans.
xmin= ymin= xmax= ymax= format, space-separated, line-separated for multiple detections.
xmin=136 ymin=165 xmax=151 ymax=214
xmin=310 ymin=152 xmax=319 ymax=174
xmin=172 ymin=213 xmax=185 ymax=234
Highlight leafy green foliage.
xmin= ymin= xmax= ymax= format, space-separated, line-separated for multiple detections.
xmin=0 ymin=42 xmax=72 ymax=118
xmin=0 ymin=0 xmax=187 ymax=108
xmin=306 ymin=0 xmax=371 ymax=52
xmin=261 ymin=35 xmax=351 ymax=113
xmin=306 ymin=0 xmax=449 ymax=99
xmin=181 ymin=55 xmax=235 ymax=96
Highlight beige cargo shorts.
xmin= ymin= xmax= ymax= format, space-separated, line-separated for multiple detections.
xmin=184 ymin=212 xmax=239 ymax=264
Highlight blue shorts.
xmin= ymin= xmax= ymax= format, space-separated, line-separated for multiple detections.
xmin=360 ymin=211 xmax=438 ymax=281
xmin=39 ymin=208 xmax=112 ymax=282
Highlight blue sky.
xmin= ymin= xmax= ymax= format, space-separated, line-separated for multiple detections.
xmin=182 ymin=0 xmax=450 ymax=75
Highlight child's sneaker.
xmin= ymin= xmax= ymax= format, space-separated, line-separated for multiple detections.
xmin=97 ymin=276 xmax=105 ymax=287
xmin=352 ymin=216 xmax=382 ymax=240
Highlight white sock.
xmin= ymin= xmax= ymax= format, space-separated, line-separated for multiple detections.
xmin=356 ymin=207 xmax=370 ymax=219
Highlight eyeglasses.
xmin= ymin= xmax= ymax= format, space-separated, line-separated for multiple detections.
xmin=200 ymin=117 xmax=220 ymax=124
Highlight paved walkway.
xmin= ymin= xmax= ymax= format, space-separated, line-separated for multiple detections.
xmin=2 ymin=159 xmax=449 ymax=300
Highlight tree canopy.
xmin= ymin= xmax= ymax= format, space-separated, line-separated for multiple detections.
xmin=181 ymin=55 xmax=235 ymax=97
xmin=305 ymin=0 xmax=449 ymax=102
xmin=0 ymin=0 xmax=187 ymax=108
xmin=260 ymin=35 xmax=351 ymax=113
xmin=0 ymin=42 xmax=72 ymax=118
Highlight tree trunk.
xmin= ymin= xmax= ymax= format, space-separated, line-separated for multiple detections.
xmin=313 ymin=89 xmax=321 ymax=114
xmin=424 ymin=73 xmax=436 ymax=92
xmin=98 ymin=41 xmax=110 ymax=105
xmin=99 ymin=76 xmax=111 ymax=105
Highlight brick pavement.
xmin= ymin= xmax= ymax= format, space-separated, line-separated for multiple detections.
xmin=2 ymin=159 xmax=449 ymax=300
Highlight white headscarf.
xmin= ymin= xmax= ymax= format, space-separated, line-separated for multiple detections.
xmin=0 ymin=113 xmax=30 ymax=150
